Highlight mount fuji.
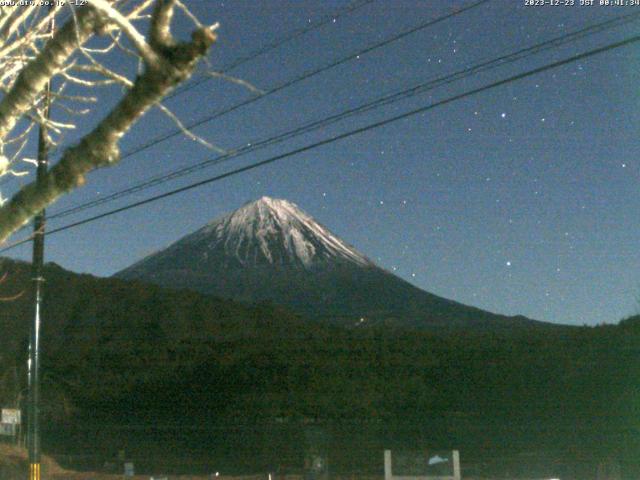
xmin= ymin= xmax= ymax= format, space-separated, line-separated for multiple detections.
xmin=116 ymin=197 xmax=548 ymax=330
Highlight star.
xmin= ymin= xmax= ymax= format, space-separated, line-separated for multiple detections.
xmin=506 ymin=261 xmax=511 ymax=267
xmin=501 ymin=112 xmax=507 ymax=118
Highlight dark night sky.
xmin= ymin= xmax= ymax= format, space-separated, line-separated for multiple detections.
xmin=4 ymin=0 xmax=640 ymax=326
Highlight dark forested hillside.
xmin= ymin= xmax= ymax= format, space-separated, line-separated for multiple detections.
xmin=0 ymin=257 xmax=639 ymax=475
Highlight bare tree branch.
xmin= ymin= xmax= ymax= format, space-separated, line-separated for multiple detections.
xmin=0 ymin=6 xmax=99 ymax=144
xmin=89 ymin=0 xmax=161 ymax=67
xmin=0 ymin=5 xmax=218 ymax=243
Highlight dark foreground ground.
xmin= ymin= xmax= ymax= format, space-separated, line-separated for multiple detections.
xmin=0 ymin=442 xmax=630 ymax=480
xmin=2 ymin=444 xmax=269 ymax=479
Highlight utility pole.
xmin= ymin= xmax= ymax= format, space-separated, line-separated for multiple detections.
xmin=27 ymin=8 xmax=54 ymax=480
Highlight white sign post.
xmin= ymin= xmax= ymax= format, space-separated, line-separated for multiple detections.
xmin=0 ymin=408 xmax=20 ymax=439
xmin=1 ymin=409 xmax=20 ymax=425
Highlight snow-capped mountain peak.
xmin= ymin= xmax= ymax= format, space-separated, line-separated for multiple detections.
xmin=198 ymin=196 xmax=373 ymax=268
xmin=116 ymin=196 xmax=545 ymax=331
xmin=147 ymin=197 xmax=373 ymax=270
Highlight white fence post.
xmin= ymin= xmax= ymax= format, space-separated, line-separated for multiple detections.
xmin=384 ymin=450 xmax=393 ymax=480
xmin=384 ymin=449 xmax=461 ymax=480
xmin=452 ymin=450 xmax=461 ymax=480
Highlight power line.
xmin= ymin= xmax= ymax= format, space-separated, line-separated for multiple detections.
xmin=106 ymin=0 xmax=493 ymax=160
xmin=0 ymin=0 xmax=488 ymax=193
xmin=1 ymin=32 xmax=637 ymax=253
xmin=47 ymin=10 xmax=640 ymax=221
xmin=0 ymin=0 xmax=374 ymax=190
xmin=165 ymin=0 xmax=376 ymax=101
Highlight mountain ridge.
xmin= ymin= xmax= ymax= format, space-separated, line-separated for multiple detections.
xmin=120 ymin=196 xmax=373 ymax=274
xmin=116 ymin=197 xmax=554 ymax=330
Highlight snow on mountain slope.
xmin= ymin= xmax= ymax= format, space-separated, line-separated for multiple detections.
xmin=123 ymin=197 xmax=373 ymax=274
xmin=116 ymin=196 xmax=550 ymax=331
